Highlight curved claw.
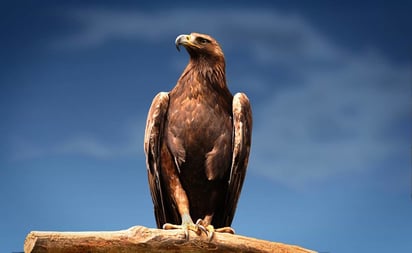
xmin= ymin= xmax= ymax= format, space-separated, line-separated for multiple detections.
xmin=195 ymin=219 xmax=208 ymax=235
xmin=195 ymin=219 xmax=235 ymax=241
xmin=207 ymin=226 xmax=235 ymax=241
xmin=206 ymin=226 xmax=215 ymax=241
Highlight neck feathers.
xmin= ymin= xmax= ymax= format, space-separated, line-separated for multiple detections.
xmin=182 ymin=56 xmax=228 ymax=92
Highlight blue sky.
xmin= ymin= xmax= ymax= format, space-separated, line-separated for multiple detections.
xmin=1 ymin=1 xmax=411 ymax=252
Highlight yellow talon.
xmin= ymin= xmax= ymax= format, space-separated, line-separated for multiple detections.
xmin=163 ymin=214 xmax=202 ymax=239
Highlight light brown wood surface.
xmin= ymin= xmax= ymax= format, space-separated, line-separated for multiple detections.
xmin=24 ymin=225 xmax=317 ymax=253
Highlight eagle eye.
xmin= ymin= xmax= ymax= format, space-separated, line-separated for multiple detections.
xmin=198 ymin=37 xmax=210 ymax=44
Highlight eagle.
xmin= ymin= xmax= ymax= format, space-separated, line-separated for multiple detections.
xmin=144 ymin=32 xmax=252 ymax=238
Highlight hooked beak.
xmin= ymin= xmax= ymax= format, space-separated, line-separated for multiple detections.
xmin=175 ymin=34 xmax=195 ymax=52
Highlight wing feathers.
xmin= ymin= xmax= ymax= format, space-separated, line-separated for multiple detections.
xmin=224 ymin=92 xmax=252 ymax=226
xmin=144 ymin=92 xmax=170 ymax=228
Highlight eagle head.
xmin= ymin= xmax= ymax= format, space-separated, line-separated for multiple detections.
xmin=175 ymin=32 xmax=224 ymax=62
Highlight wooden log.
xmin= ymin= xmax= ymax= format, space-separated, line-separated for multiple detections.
xmin=24 ymin=225 xmax=317 ymax=253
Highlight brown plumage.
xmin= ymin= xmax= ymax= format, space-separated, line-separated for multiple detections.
xmin=144 ymin=32 xmax=252 ymax=237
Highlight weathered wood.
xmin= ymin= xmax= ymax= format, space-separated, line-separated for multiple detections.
xmin=24 ymin=225 xmax=316 ymax=253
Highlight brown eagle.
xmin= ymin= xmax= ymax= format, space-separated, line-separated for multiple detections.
xmin=144 ymin=32 xmax=252 ymax=238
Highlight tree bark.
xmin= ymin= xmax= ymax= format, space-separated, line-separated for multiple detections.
xmin=24 ymin=225 xmax=316 ymax=253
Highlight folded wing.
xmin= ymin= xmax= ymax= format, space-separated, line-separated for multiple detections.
xmin=223 ymin=92 xmax=253 ymax=226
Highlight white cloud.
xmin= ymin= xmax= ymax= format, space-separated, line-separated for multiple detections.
xmin=54 ymin=8 xmax=323 ymax=51
xmin=10 ymin=119 xmax=145 ymax=160
xmin=251 ymin=51 xmax=410 ymax=188
xmin=57 ymin=136 xmax=133 ymax=158
xmin=47 ymin=7 xmax=411 ymax=188
xmin=10 ymin=136 xmax=130 ymax=160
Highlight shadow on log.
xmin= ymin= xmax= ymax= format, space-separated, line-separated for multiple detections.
xmin=24 ymin=225 xmax=316 ymax=253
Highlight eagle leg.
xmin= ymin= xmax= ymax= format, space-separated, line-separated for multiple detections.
xmin=195 ymin=218 xmax=235 ymax=241
xmin=163 ymin=213 xmax=202 ymax=239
